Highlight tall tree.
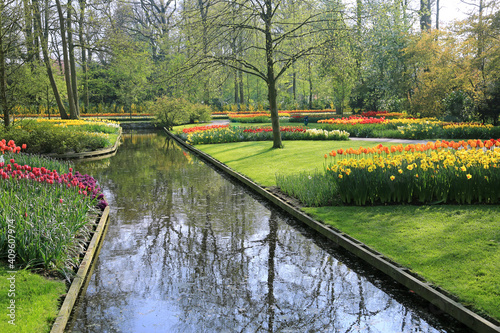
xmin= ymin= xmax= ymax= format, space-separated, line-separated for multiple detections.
xmin=183 ymin=0 xmax=344 ymax=148
xmin=34 ymin=0 xmax=70 ymax=119
xmin=0 ymin=0 xmax=22 ymax=126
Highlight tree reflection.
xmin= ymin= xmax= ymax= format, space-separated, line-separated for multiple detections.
xmin=71 ymin=132 xmax=465 ymax=333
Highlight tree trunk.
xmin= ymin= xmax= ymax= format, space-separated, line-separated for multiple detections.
xmin=35 ymin=0 xmax=69 ymax=119
xmin=79 ymin=0 xmax=89 ymax=110
xmin=308 ymin=60 xmax=313 ymax=109
xmin=436 ymin=0 xmax=439 ymax=29
xmin=420 ymin=0 xmax=431 ymax=31
xmin=477 ymin=0 xmax=485 ymax=72
xmin=0 ymin=24 xmax=9 ymax=127
xmin=264 ymin=0 xmax=282 ymax=148
xmin=67 ymin=0 xmax=79 ymax=117
xmin=238 ymin=69 xmax=244 ymax=105
xmin=55 ymin=0 xmax=78 ymax=119
xmin=234 ymin=69 xmax=238 ymax=104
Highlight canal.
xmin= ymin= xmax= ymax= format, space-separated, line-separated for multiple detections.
xmin=70 ymin=131 xmax=468 ymax=332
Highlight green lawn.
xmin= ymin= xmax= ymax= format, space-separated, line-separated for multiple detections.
xmin=195 ymin=140 xmax=500 ymax=322
xmin=197 ymin=140 xmax=379 ymax=186
xmin=0 ymin=263 xmax=66 ymax=333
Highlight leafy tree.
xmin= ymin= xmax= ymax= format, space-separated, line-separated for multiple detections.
xmin=319 ymin=0 xmax=356 ymax=116
xmin=352 ymin=0 xmax=413 ymax=112
xmin=108 ymin=39 xmax=153 ymax=112
xmin=182 ymin=0 xmax=345 ymax=148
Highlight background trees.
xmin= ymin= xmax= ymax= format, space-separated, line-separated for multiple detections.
xmin=0 ymin=0 xmax=499 ymax=129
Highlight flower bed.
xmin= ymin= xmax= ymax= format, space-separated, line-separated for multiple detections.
xmin=0 ymin=119 xmax=120 ymax=154
xmin=360 ymin=111 xmax=404 ymax=118
xmin=325 ymin=139 xmax=500 ymax=205
xmin=319 ymin=117 xmax=500 ymax=139
xmin=289 ymin=114 xmax=341 ymax=123
xmin=179 ymin=125 xmax=349 ymax=144
xmin=227 ymin=112 xmax=291 ymax=123
xmin=212 ymin=109 xmax=336 ymax=115
xmin=318 ymin=115 xmax=388 ymax=125
xmin=0 ymin=141 xmax=107 ymax=274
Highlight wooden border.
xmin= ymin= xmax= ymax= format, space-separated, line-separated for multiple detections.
xmin=165 ymin=129 xmax=500 ymax=333
xmin=50 ymin=206 xmax=110 ymax=333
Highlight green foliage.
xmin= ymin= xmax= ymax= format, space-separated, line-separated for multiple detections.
xmin=443 ymin=90 xmax=476 ymax=122
xmin=190 ymin=103 xmax=212 ymax=123
xmin=276 ymin=171 xmax=339 ymax=206
xmin=229 ymin=115 xmax=270 ymax=123
xmin=151 ymin=97 xmax=210 ymax=130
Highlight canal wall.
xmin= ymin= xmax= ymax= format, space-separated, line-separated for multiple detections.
xmin=165 ymin=129 xmax=500 ymax=333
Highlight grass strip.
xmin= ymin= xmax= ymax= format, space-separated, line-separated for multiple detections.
xmin=195 ymin=140 xmax=500 ymax=322
xmin=303 ymin=205 xmax=500 ymax=321
xmin=0 ymin=262 xmax=66 ymax=333
xmin=196 ymin=140 xmax=380 ymax=186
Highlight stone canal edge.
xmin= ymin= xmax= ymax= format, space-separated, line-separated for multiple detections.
xmin=47 ymin=136 xmax=120 ymax=332
xmin=165 ymin=129 xmax=500 ymax=333
xmin=50 ymin=206 xmax=110 ymax=333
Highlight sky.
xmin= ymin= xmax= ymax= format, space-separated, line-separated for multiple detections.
xmin=342 ymin=0 xmax=481 ymax=28
xmin=437 ymin=0 xmax=473 ymax=26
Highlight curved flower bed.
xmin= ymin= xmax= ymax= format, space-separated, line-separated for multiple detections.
xmin=325 ymin=139 xmax=500 ymax=205
xmin=180 ymin=125 xmax=349 ymax=144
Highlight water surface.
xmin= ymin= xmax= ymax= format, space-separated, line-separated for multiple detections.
xmin=71 ymin=132 xmax=467 ymax=333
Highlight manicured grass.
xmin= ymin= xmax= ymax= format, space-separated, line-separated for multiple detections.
xmin=0 ymin=262 xmax=66 ymax=333
xmin=303 ymin=205 xmax=500 ymax=321
xmin=195 ymin=139 xmax=500 ymax=322
xmin=196 ymin=140 xmax=380 ymax=186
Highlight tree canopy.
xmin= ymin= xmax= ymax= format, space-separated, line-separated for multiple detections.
xmin=1 ymin=0 xmax=499 ymax=139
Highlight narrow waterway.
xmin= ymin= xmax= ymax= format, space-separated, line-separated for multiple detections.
xmin=70 ymin=131 xmax=467 ymax=333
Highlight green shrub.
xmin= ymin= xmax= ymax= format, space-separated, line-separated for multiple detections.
xmin=151 ymin=97 xmax=211 ymax=130
xmin=189 ymin=103 xmax=212 ymax=124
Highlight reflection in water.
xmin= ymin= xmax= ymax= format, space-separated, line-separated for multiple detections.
xmin=71 ymin=132 xmax=466 ymax=333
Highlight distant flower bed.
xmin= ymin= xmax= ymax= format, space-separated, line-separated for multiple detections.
xmin=360 ymin=111 xmax=404 ymax=118
xmin=318 ymin=117 xmax=500 ymax=140
xmin=5 ymin=113 xmax=153 ymax=118
xmin=318 ymin=116 xmax=388 ymax=125
xmin=228 ymin=112 xmax=291 ymax=123
xmin=179 ymin=125 xmax=349 ymax=144
xmin=182 ymin=124 xmax=230 ymax=133
xmin=324 ymin=139 xmax=500 ymax=205
xmin=212 ymin=109 xmax=336 ymax=116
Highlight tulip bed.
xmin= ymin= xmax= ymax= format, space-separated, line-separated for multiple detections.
xmin=179 ymin=124 xmax=350 ymax=144
xmin=319 ymin=116 xmax=500 ymax=139
xmin=228 ymin=112 xmax=291 ymax=123
xmin=325 ymin=139 xmax=500 ymax=205
xmin=0 ymin=140 xmax=108 ymax=275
